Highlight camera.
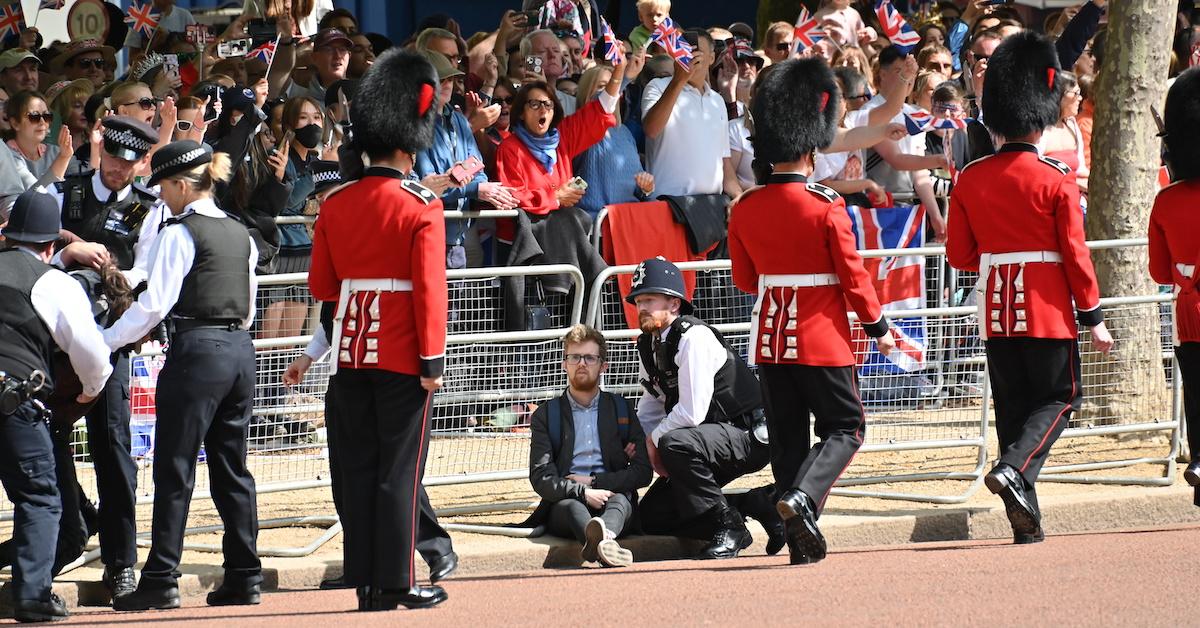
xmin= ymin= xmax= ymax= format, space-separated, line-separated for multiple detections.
xmin=217 ymin=38 xmax=251 ymax=59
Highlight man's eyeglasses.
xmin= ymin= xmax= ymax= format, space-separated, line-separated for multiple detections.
xmin=564 ymin=354 xmax=602 ymax=365
xmin=74 ymin=57 xmax=106 ymax=70
xmin=119 ymin=97 xmax=162 ymax=111
xmin=526 ymin=99 xmax=554 ymax=111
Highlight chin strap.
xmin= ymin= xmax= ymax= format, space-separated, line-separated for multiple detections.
xmin=1047 ymin=68 xmax=1056 ymax=90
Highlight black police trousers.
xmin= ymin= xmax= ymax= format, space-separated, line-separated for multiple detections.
xmin=142 ymin=328 xmax=260 ymax=588
xmin=986 ymin=338 xmax=1082 ymax=491
xmin=1176 ymin=342 xmax=1200 ymax=507
xmin=759 ymin=364 xmax=866 ymax=516
xmin=639 ymin=422 xmax=770 ymax=540
xmin=325 ymin=381 xmax=452 ymax=566
xmin=0 ymin=401 xmax=60 ymax=601
xmin=329 ymin=368 xmax=432 ymax=589
xmin=84 ymin=350 xmax=138 ymax=569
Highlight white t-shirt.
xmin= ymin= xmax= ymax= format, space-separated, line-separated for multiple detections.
xmin=727 ymin=116 xmax=755 ymax=190
xmin=860 ymin=94 xmax=925 ymax=194
xmin=642 ymin=77 xmax=731 ymax=197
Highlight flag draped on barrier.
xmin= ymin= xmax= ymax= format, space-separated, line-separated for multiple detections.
xmin=845 ymin=204 xmax=927 ymax=374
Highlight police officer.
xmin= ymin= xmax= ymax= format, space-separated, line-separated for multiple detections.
xmin=947 ymin=32 xmax=1114 ymax=544
xmin=729 ymin=58 xmax=898 ymax=565
xmin=102 ymin=141 xmax=262 ymax=611
xmin=53 ymin=115 xmax=162 ymax=597
xmin=0 ymin=188 xmax=113 ymax=622
xmin=308 ymin=48 xmax=450 ymax=612
xmin=1148 ymin=67 xmax=1200 ymax=506
xmin=630 ymin=257 xmax=784 ymax=560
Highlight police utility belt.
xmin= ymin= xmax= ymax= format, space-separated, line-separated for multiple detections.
xmin=167 ymin=318 xmax=243 ymax=335
xmin=330 ymin=278 xmax=413 ymax=374
xmin=0 ymin=370 xmax=48 ymax=418
xmin=974 ymin=250 xmax=1062 ymax=340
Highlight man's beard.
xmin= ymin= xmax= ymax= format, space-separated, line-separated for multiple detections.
xmin=571 ymin=370 xmax=599 ymax=392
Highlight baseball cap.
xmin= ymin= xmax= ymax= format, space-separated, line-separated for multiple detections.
xmin=0 ymin=48 xmax=40 ymax=72
xmin=314 ymin=28 xmax=353 ymax=51
xmin=423 ymin=50 xmax=464 ymax=81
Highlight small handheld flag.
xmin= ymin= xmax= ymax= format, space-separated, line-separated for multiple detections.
xmin=874 ymin=0 xmax=920 ymax=54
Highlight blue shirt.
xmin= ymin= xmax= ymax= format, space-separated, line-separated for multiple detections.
xmin=947 ymin=19 xmax=968 ymax=73
xmin=414 ymin=105 xmax=487 ymax=245
xmin=567 ymin=391 xmax=606 ymax=476
xmin=280 ymin=148 xmax=317 ymax=250
xmin=576 ymin=124 xmax=646 ymax=221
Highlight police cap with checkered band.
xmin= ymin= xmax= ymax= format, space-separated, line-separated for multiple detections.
xmin=625 ymin=256 xmax=694 ymax=315
xmin=101 ymin=115 xmax=158 ymax=162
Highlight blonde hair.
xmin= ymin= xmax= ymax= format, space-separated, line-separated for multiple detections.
xmin=575 ymin=66 xmax=620 ymax=125
xmin=764 ymin=21 xmax=793 ymax=49
xmin=636 ymin=0 xmax=670 ymax=12
xmin=49 ymin=79 xmax=94 ymax=121
xmin=170 ymin=152 xmax=233 ymax=193
xmin=562 ymin=324 xmax=607 ymax=362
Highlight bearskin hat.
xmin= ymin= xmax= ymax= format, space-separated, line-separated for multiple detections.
xmin=981 ymin=30 xmax=1062 ymax=140
xmin=349 ymin=48 xmax=438 ymax=159
xmin=1164 ymin=67 xmax=1200 ymax=182
xmin=749 ymin=57 xmax=840 ymax=165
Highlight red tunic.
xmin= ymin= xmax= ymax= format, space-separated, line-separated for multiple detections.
xmin=947 ymin=143 xmax=1103 ymax=339
xmin=729 ymin=173 xmax=887 ymax=368
xmin=1149 ymin=179 xmax=1200 ymax=343
xmin=309 ymin=168 xmax=449 ymax=377
xmin=495 ymin=99 xmax=615 ymax=240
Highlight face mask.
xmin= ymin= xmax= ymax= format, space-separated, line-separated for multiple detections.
xmin=295 ymin=123 xmax=323 ymax=149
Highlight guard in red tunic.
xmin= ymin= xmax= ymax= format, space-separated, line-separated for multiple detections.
xmin=729 ymin=57 xmax=897 ymax=566
xmin=947 ymin=31 xmax=1114 ymax=544
xmin=308 ymin=49 xmax=449 ymax=612
xmin=1148 ymin=67 xmax=1200 ymax=506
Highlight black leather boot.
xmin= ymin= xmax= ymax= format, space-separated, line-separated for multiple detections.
xmin=696 ymin=506 xmax=753 ymax=560
xmin=777 ymin=489 xmax=827 ymax=564
xmin=739 ymin=485 xmax=786 ymax=556
xmin=984 ymin=464 xmax=1041 ymax=540
xmin=13 ymin=594 xmax=69 ymax=623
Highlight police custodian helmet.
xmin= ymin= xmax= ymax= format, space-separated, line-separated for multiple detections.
xmin=625 ymin=256 xmax=694 ymax=315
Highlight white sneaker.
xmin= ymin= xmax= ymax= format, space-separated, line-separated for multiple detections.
xmin=597 ymin=539 xmax=633 ymax=568
xmin=581 ymin=517 xmax=607 ymax=563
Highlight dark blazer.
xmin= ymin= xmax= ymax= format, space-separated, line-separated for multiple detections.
xmin=522 ymin=389 xmax=652 ymax=527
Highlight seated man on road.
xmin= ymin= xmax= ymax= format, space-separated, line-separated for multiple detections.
xmin=525 ymin=324 xmax=652 ymax=567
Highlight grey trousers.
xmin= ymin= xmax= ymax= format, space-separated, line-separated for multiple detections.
xmin=545 ymin=493 xmax=633 ymax=543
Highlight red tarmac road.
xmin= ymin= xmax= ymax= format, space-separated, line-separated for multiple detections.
xmin=54 ymin=524 xmax=1200 ymax=627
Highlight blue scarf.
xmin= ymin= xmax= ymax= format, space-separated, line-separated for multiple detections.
xmin=514 ymin=124 xmax=560 ymax=173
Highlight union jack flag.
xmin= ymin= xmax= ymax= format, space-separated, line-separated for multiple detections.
xmin=650 ymin=17 xmax=692 ymax=70
xmin=599 ymin=17 xmax=622 ymax=65
xmin=248 ymin=39 xmax=277 ymax=64
xmin=904 ymin=108 xmax=974 ymax=134
xmin=124 ymin=1 xmax=160 ymax=38
xmin=0 ymin=2 xmax=24 ymax=39
xmin=791 ymin=7 xmax=827 ymax=54
xmin=929 ymin=116 xmax=970 ymax=130
xmin=846 ymin=204 xmax=927 ymax=374
xmin=38 ymin=0 xmax=66 ymax=10
xmin=874 ymin=0 xmax=921 ymax=54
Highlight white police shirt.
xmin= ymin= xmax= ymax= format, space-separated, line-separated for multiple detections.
xmin=636 ymin=320 xmax=729 ymax=447
xmin=102 ymin=197 xmax=258 ymax=351
xmin=15 ymin=247 xmax=114 ymax=397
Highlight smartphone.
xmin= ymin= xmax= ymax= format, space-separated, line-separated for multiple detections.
xmin=567 ymin=176 xmax=588 ymax=192
xmin=682 ymin=30 xmax=700 ymax=49
xmin=271 ymin=129 xmax=293 ymax=157
xmin=217 ymin=38 xmax=251 ymax=58
xmin=525 ymin=54 xmax=543 ymax=75
xmin=449 ymin=156 xmax=484 ymax=185
xmin=519 ymin=9 xmax=539 ymax=23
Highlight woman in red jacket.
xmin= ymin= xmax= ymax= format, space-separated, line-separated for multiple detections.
xmin=495 ymin=54 xmax=626 ymax=248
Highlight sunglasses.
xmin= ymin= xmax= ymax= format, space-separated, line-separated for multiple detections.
xmin=927 ymin=62 xmax=953 ymax=71
xmin=494 ymin=95 xmax=514 ymax=105
xmin=119 ymin=97 xmax=162 ymax=111
xmin=25 ymin=111 xmax=53 ymax=123
xmin=525 ymin=99 xmax=554 ymax=111
xmin=844 ymin=94 xmax=870 ymax=102
xmin=775 ymin=42 xmax=791 ymax=52
xmin=175 ymin=119 xmax=194 ymax=132
xmin=74 ymin=58 xmax=106 ymax=70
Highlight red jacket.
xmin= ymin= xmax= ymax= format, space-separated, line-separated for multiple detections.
xmin=1149 ymin=179 xmax=1200 ymax=343
xmin=947 ymin=143 xmax=1103 ymax=339
xmin=729 ymin=173 xmax=888 ymax=368
xmin=309 ymin=168 xmax=448 ymax=377
xmin=495 ymin=100 xmax=614 ymax=240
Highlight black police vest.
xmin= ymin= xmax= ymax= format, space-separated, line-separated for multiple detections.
xmin=0 ymin=249 xmax=56 ymax=389
xmin=59 ymin=173 xmax=157 ymax=271
xmin=170 ymin=212 xmax=252 ymax=321
xmin=637 ymin=315 xmax=762 ymax=426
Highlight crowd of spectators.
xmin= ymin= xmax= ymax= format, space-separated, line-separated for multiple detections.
xmin=0 ymin=0 xmax=1196 ymax=332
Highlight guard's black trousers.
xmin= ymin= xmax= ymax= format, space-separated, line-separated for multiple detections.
xmin=759 ymin=364 xmax=866 ymax=516
xmin=330 ymin=368 xmax=433 ymax=589
xmin=985 ymin=338 xmax=1081 ymax=488
xmin=0 ymin=401 xmax=61 ymax=601
xmin=639 ymin=422 xmax=770 ymax=540
xmin=325 ymin=381 xmax=452 ymax=566
xmin=84 ymin=350 xmax=138 ymax=569
xmin=1173 ymin=342 xmax=1200 ymax=507
xmin=142 ymin=328 xmax=260 ymax=588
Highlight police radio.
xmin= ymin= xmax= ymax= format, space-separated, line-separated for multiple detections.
xmin=66 ymin=182 xmax=85 ymax=222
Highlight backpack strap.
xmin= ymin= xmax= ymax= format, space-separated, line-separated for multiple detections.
xmin=612 ymin=394 xmax=630 ymax=442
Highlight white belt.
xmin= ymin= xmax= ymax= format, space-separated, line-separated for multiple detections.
xmin=330 ymin=278 xmax=413 ymax=374
xmin=975 ymin=251 xmax=1062 ymax=340
xmin=760 ymin=273 xmax=839 ymax=288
